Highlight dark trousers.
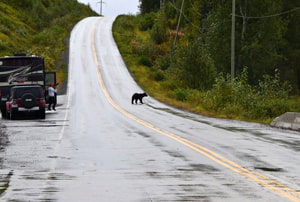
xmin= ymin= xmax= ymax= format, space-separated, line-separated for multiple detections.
xmin=48 ymin=96 xmax=56 ymax=110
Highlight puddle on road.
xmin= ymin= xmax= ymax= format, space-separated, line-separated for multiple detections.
xmin=47 ymin=172 xmax=76 ymax=181
xmin=254 ymin=167 xmax=283 ymax=172
xmin=137 ymin=131 xmax=150 ymax=138
xmin=163 ymin=149 xmax=186 ymax=159
xmin=177 ymin=164 xmax=220 ymax=172
xmin=47 ymin=155 xmax=71 ymax=161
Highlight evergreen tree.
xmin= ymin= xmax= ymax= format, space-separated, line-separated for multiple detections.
xmin=204 ymin=0 xmax=286 ymax=84
xmin=280 ymin=0 xmax=300 ymax=92
xmin=139 ymin=0 xmax=160 ymax=14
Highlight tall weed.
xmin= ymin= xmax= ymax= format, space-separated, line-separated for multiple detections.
xmin=203 ymin=68 xmax=293 ymax=120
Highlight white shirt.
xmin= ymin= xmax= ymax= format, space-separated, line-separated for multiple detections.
xmin=48 ymin=86 xmax=57 ymax=97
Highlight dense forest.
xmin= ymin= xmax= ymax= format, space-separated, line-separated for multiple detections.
xmin=0 ymin=0 xmax=97 ymax=82
xmin=139 ymin=0 xmax=300 ymax=92
xmin=113 ymin=0 xmax=300 ymax=122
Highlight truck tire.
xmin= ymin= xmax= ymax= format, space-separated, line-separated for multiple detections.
xmin=39 ymin=107 xmax=45 ymax=119
xmin=21 ymin=93 xmax=35 ymax=109
xmin=5 ymin=110 xmax=9 ymax=119
xmin=10 ymin=108 xmax=17 ymax=120
xmin=1 ymin=107 xmax=7 ymax=118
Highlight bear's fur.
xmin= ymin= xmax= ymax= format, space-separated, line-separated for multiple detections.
xmin=131 ymin=92 xmax=148 ymax=104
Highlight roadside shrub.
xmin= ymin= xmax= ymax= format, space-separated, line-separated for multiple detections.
xmin=117 ymin=15 xmax=135 ymax=30
xmin=130 ymin=40 xmax=145 ymax=55
xmin=139 ymin=55 xmax=152 ymax=67
xmin=0 ymin=24 xmax=10 ymax=35
xmin=154 ymin=71 xmax=165 ymax=81
xmin=249 ymin=98 xmax=290 ymax=119
xmin=202 ymin=67 xmax=294 ymax=120
xmin=174 ymin=88 xmax=190 ymax=101
xmin=156 ymin=55 xmax=170 ymax=70
xmin=257 ymin=72 xmax=291 ymax=99
xmin=186 ymin=89 xmax=204 ymax=106
xmin=161 ymin=79 xmax=177 ymax=91
xmin=139 ymin=12 xmax=155 ymax=31
xmin=203 ymin=74 xmax=236 ymax=111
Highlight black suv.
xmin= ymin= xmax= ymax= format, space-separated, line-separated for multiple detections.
xmin=6 ymin=85 xmax=46 ymax=119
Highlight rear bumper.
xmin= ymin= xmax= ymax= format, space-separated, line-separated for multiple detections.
xmin=14 ymin=107 xmax=40 ymax=112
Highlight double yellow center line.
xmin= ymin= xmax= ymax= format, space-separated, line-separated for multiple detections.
xmin=91 ymin=18 xmax=300 ymax=202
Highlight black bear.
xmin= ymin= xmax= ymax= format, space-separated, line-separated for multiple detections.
xmin=131 ymin=92 xmax=148 ymax=104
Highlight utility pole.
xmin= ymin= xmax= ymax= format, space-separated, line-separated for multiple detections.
xmin=231 ymin=0 xmax=236 ymax=79
xmin=160 ymin=0 xmax=165 ymax=9
xmin=174 ymin=0 xmax=185 ymax=47
xmin=97 ymin=0 xmax=104 ymax=16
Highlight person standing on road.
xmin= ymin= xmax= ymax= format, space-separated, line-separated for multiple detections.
xmin=48 ymin=83 xmax=57 ymax=111
xmin=53 ymin=83 xmax=59 ymax=110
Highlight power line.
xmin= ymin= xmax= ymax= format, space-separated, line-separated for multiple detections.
xmin=234 ymin=7 xmax=300 ymax=19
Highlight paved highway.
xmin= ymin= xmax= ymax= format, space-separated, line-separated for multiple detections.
xmin=0 ymin=17 xmax=299 ymax=201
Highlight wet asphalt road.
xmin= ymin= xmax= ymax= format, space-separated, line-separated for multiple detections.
xmin=0 ymin=17 xmax=300 ymax=201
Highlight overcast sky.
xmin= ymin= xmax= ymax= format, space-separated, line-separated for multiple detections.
xmin=77 ymin=0 xmax=140 ymax=16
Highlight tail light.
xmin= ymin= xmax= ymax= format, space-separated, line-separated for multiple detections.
xmin=11 ymin=99 xmax=18 ymax=107
xmin=37 ymin=98 xmax=46 ymax=107
xmin=0 ymin=89 xmax=2 ymax=97
xmin=13 ymin=99 xmax=21 ymax=105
